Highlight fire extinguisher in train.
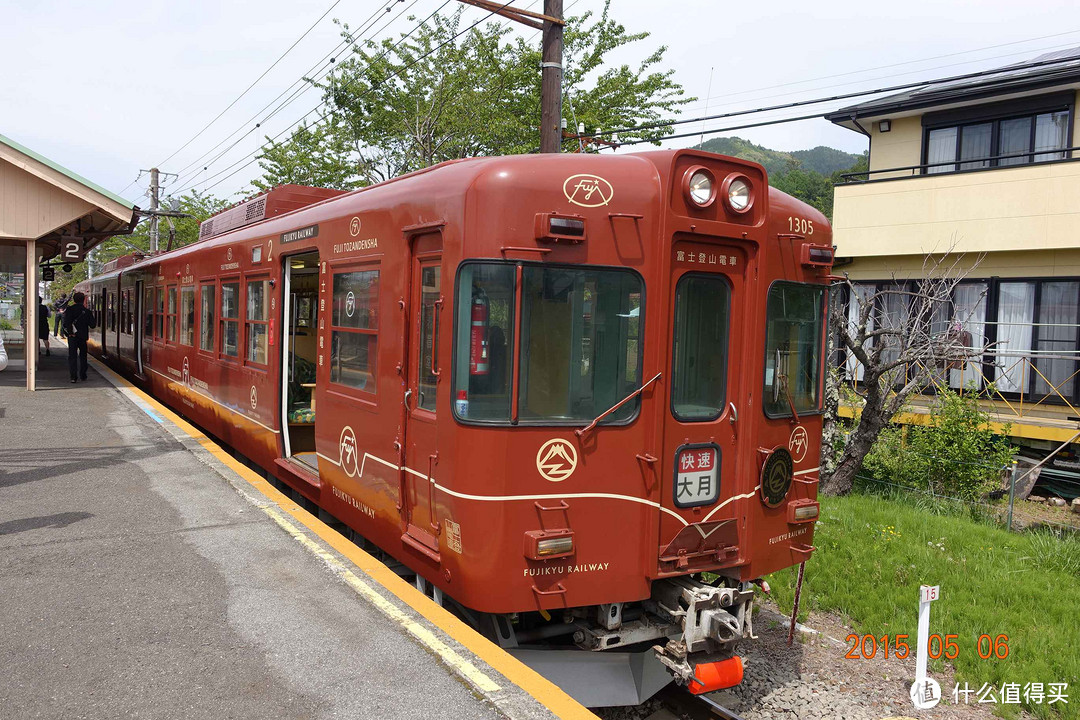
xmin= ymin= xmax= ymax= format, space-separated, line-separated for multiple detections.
xmin=470 ymin=288 xmax=489 ymax=376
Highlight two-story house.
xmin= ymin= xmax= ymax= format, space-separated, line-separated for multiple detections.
xmin=826 ymin=48 xmax=1080 ymax=476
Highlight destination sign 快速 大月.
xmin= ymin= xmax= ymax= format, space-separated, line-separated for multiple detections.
xmin=280 ymin=225 xmax=319 ymax=244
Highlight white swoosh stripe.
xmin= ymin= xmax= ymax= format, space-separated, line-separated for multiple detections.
xmin=146 ymin=366 xmax=280 ymax=434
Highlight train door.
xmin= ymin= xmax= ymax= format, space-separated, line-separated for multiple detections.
xmin=399 ymin=231 xmax=443 ymax=562
xmin=99 ymin=287 xmax=107 ymax=352
xmin=280 ymin=251 xmax=320 ymax=470
xmin=656 ymin=241 xmax=750 ymax=573
xmin=134 ymin=280 xmax=145 ymax=376
xmin=140 ymin=281 xmax=153 ymax=376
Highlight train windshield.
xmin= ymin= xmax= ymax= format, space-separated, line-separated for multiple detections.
xmin=454 ymin=262 xmax=643 ymax=424
xmin=763 ymin=282 xmax=826 ymax=416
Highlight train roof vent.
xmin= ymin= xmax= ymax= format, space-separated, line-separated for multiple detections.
xmin=198 ymin=184 xmax=348 ymax=240
xmin=102 ymin=253 xmax=145 ymax=273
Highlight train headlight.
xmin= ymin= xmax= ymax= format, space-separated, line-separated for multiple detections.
xmin=682 ymin=166 xmax=717 ymax=208
xmin=722 ymin=173 xmax=754 ymax=214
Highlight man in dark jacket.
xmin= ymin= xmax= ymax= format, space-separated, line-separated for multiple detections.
xmin=63 ymin=291 xmax=96 ymax=383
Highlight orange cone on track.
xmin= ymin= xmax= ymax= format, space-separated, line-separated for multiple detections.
xmin=687 ymin=655 xmax=744 ymax=694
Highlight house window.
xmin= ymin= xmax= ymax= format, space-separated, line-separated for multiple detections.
xmin=924 ymin=108 xmax=1070 ymax=174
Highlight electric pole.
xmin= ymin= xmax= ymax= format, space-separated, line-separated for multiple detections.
xmin=139 ymin=167 xmax=180 ymax=254
xmin=456 ymin=0 xmax=565 ymax=152
xmin=539 ymin=0 xmax=563 ymax=153
xmin=149 ymin=167 xmax=160 ymax=254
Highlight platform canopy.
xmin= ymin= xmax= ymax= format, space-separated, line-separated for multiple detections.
xmin=0 ymin=132 xmax=138 ymax=390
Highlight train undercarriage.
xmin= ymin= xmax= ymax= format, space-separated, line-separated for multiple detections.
xmin=475 ymin=575 xmax=756 ymax=706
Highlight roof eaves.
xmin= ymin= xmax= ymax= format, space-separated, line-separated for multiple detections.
xmin=0 ymin=132 xmax=136 ymax=213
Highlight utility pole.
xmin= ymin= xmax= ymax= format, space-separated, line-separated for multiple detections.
xmin=539 ymin=0 xmax=563 ymax=153
xmin=139 ymin=168 xmax=180 ymax=254
xmin=456 ymin=1 xmax=565 ymax=152
xmin=148 ymin=167 xmax=160 ymax=254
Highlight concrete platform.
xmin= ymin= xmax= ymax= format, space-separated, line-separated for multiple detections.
xmin=0 ymin=348 xmax=596 ymax=720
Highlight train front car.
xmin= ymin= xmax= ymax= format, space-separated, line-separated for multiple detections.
xmin=444 ymin=150 xmax=833 ymax=706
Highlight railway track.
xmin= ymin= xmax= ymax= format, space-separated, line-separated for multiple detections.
xmin=655 ymin=685 xmax=748 ymax=720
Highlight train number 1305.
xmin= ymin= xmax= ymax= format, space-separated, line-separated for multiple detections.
xmin=787 ymin=216 xmax=814 ymax=235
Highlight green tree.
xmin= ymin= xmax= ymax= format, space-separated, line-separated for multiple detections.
xmin=260 ymin=2 xmax=691 ymax=187
xmin=253 ymin=119 xmax=359 ymax=191
xmin=771 ymin=161 xmax=835 ymax=218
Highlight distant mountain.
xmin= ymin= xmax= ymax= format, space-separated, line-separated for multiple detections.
xmin=696 ymin=136 xmax=862 ymax=177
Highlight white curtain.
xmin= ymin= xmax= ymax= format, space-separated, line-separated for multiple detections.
xmin=1033 ymin=281 xmax=1079 ymax=399
xmin=1034 ymin=111 xmax=1069 ymax=162
xmin=995 ymin=282 xmax=1035 ymax=393
xmin=927 ymin=127 xmax=957 ymax=174
xmin=846 ymin=284 xmax=873 ymax=381
xmin=949 ymin=283 xmax=988 ymax=390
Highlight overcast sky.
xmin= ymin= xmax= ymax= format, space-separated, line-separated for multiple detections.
xmin=4 ymin=0 xmax=1080 ymax=207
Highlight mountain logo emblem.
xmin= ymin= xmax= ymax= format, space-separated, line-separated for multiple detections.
xmin=536 ymin=438 xmax=578 ymax=482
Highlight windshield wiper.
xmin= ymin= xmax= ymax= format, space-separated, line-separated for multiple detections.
xmin=575 ymin=372 xmax=662 ymax=439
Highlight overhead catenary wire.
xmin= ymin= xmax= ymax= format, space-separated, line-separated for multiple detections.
xmin=685 ymin=28 xmax=1080 ymax=112
xmin=155 ymin=0 xmax=347 ymax=170
xmin=183 ymin=0 xmax=524 ymax=196
xmin=571 ymin=52 xmax=1080 ymax=145
xmin=170 ymin=0 xmax=408 ymax=188
xmin=171 ymin=0 xmax=453 ymax=195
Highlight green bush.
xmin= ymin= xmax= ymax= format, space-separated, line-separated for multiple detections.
xmin=861 ymin=388 xmax=1013 ymax=500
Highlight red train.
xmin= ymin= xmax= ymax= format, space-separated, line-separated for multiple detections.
xmin=81 ymin=149 xmax=832 ymax=706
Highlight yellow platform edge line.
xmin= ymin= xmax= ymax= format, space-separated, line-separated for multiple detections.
xmin=92 ymin=359 xmax=597 ymax=720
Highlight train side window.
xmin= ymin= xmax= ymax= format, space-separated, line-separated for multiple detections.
xmin=418 ymin=264 xmax=440 ymax=412
xmin=672 ymin=274 xmax=730 ymax=422
xmin=200 ymin=284 xmax=216 ymax=352
xmin=179 ymin=286 xmax=195 ymax=346
xmin=764 ymin=282 xmax=826 ymax=417
xmin=143 ymin=286 xmax=154 ymax=337
xmin=108 ymin=292 xmax=116 ymax=332
xmin=166 ymin=286 xmax=177 ymax=343
xmin=245 ymin=278 xmax=269 ymax=365
xmin=329 ymin=269 xmax=379 ymax=393
xmin=120 ymin=291 xmax=129 ymax=335
xmin=155 ymin=286 xmax=165 ymax=339
xmin=453 ymin=263 xmax=515 ymax=422
xmin=221 ymin=281 xmax=240 ymax=358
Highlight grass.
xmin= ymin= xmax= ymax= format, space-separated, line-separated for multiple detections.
xmin=765 ymin=492 xmax=1080 ymax=719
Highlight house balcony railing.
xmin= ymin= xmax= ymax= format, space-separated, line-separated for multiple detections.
xmin=841 ymin=321 xmax=1080 ymax=440
xmin=837 ymin=146 xmax=1080 ymax=185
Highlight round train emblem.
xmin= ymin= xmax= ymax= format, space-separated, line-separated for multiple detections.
xmin=249 ymin=385 xmax=258 ymax=410
xmin=536 ymin=438 xmax=577 ymax=482
xmin=788 ymin=425 xmax=809 ymax=463
xmin=349 ymin=217 xmax=361 ymax=237
xmin=562 ymin=174 xmax=613 ymax=207
xmin=339 ymin=426 xmax=359 ymax=477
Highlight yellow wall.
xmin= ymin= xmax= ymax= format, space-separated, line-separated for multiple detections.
xmin=867 ymin=115 xmax=922 ymax=178
xmin=833 ymin=160 xmax=1080 ymax=258
xmin=841 ymin=247 xmax=1080 ymax=282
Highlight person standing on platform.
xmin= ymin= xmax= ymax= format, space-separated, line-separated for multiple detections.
xmin=63 ymin=291 xmax=95 ymax=383
xmin=52 ymin=294 xmax=69 ymax=338
xmin=37 ymin=296 xmax=51 ymax=356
